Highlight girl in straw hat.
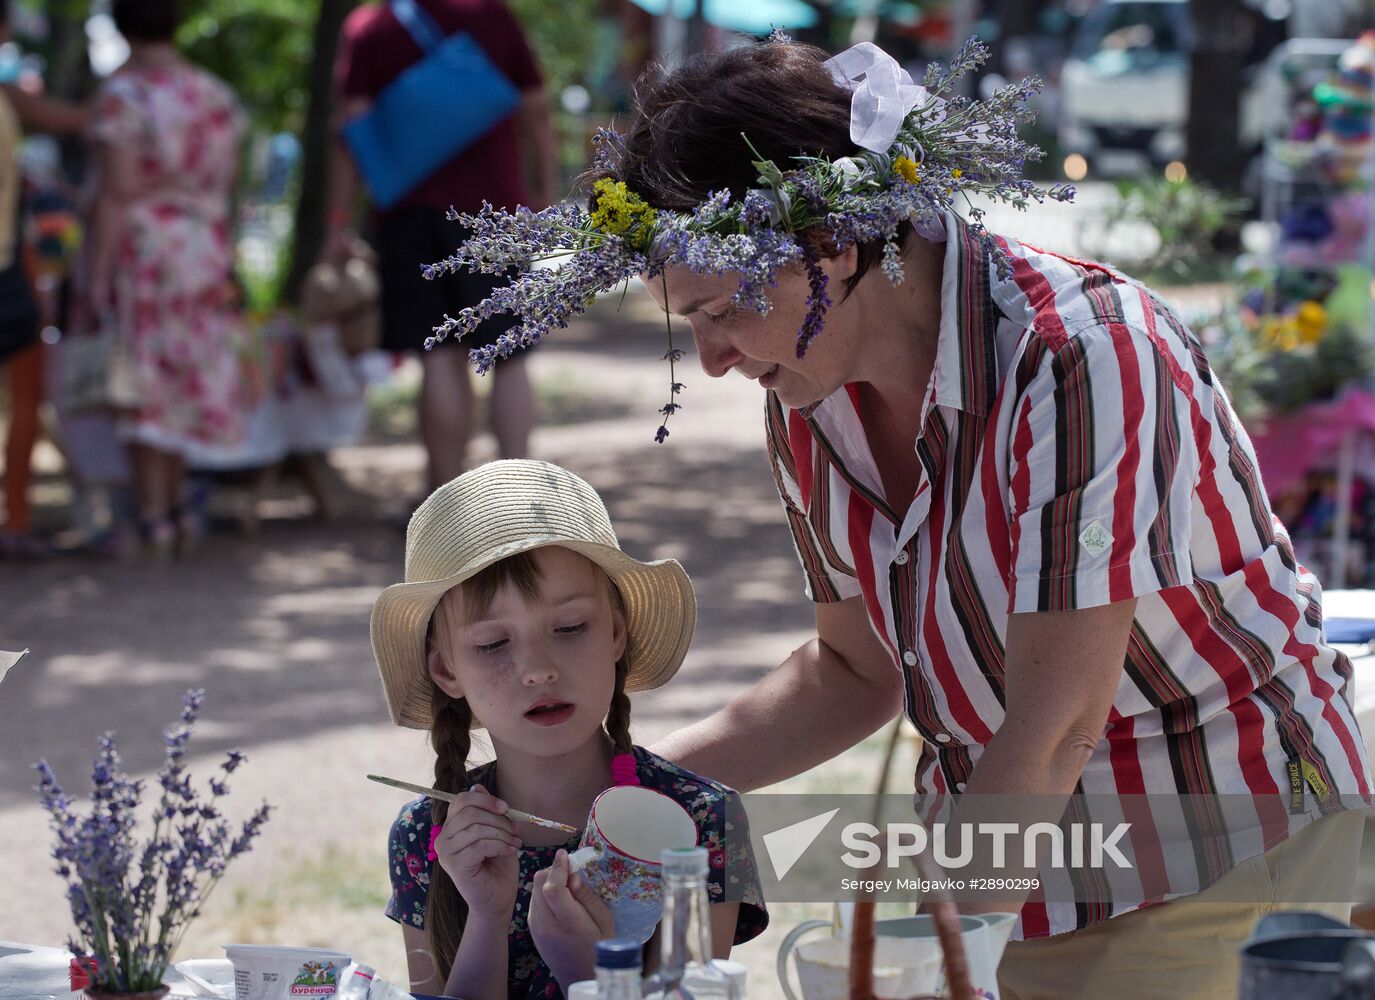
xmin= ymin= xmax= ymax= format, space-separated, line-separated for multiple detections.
xmin=371 ymin=459 xmax=767 ymax=998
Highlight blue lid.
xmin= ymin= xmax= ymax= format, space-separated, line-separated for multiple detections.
xmin=595 ymin=938 xmax=642 ymax=970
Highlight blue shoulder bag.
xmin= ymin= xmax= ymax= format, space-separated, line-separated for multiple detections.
xmin=342 ymin=0 xmax=521 ymax=209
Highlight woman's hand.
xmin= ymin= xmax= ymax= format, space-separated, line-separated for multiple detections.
xmin=528 ymin=848 xmax=617 ymax=990
xmin=431 ymin=784 xmax=521 ymax=923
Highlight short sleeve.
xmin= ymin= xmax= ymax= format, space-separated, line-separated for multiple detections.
xmin=765 ymin=393 xmax=863 ymax=604
xmin=384 ymin=797 xmax=434 ymax=929
xmin=639 ymin=748 xmax=769 ymax=945
xmin=706 ymin=789 xmax=769 ymax=944
xmin=90 ymin=80 xmax=146 ymax=148
xmin=1006 ymin=323 xmax=1197 ymax=613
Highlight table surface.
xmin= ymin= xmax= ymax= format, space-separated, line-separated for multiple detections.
xmin=0 ymin=941 xmax=213 ymax=1000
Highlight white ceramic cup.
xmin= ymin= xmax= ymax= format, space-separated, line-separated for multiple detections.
xmin=568 ymin=784 xmax=697 ymax=944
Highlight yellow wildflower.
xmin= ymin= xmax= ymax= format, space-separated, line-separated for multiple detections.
xmin=893 ymin=155 xmax=920 ymax=184
xmin=1295 ymin=300 xmax=1328 ymax=344
xmin=952 ymin=168 xmax=964 ymax=179
xmin=590 ymin=178 xmax=657 ymax=242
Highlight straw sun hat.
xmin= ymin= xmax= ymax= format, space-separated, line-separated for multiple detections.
xmin=371 ymin=460 xmax=697 ymax=729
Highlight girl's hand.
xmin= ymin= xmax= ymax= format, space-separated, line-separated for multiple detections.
xmin=528 ymin=848 xmax=617 ymax=991
xmin=431 ymin=784 xmax=521 ymax=922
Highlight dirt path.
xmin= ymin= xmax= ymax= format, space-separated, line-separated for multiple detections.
xmin=0 ymin=291 xmax=916 ymax=995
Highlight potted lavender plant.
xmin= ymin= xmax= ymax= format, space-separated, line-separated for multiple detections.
xmin=33 ymin=689 xmax=271 ymax=999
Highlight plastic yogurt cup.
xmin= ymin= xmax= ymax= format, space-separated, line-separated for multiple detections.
xmin=223 ymin=945 xmax=353 ymax=1000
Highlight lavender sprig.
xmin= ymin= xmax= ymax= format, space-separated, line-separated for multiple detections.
xmin=34 ymin=690 xmax=270 ymax=993
xmin=797 ymin=242 xmax=832 ymax=357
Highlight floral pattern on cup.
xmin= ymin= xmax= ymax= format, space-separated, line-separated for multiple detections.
xmin=574 ymin=783 xmax=697 ymax=943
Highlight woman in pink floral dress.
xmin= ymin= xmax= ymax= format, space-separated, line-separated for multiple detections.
xmin=87 ymin=0 xmax=248 ymax=555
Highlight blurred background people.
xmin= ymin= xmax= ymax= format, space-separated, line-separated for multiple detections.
xmin=0 ymin=0 xmax=87 ymax=559
xmin=324 ymin=0 xmax=557 ymax=493
xmin=84 ymin=0 xmax=249 ymax=557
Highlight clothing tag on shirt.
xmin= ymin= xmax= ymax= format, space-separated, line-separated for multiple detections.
xmin=1078 ymin=520 xmax=1112 ymax=558
xmin=1301 ymin=758 xmax=1331 ymax=802
xmin=1287 ymin=754 xmax=1306 ymax=814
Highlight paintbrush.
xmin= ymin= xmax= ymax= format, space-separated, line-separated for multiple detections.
xmin=367 ymin=773 xmax=580 ymax=834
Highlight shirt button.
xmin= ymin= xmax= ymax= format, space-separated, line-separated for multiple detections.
xmin=894 ymin=550 xmax=909 ymax=565
xmin=935 ymin=733 xmax=951 ymax=743
xmin=956 ymin=782 xmax=967 ymax=792
xmin=903 ymin=650 xmax=918 ymax=666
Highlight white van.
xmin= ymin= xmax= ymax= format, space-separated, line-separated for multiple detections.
xmin=1059 ymin=0 xmax=1274 ymax=176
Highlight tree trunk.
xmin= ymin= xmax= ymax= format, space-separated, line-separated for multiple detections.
xmin=283 ymin=0 xmax=357 ymax=305
xmin=1186 ymin=0 xmax=1250 ymax=191
xmin=684 ymin=0 xmax=708 ymax=55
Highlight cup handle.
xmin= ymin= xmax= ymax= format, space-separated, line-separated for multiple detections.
xmin=567 ymin=846 xmax=600 ymax=872
xmin=776 ymin=919 xmax=834 ymax=1000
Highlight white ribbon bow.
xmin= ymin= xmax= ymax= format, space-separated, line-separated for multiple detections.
xmin=823 ymin=42 xmax=938 ymax=154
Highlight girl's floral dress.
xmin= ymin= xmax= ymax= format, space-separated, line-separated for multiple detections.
xmin=90 ymin=64 xmax=250 ymax=453
xmin=385 ymin=745 xmax=768 ymax=999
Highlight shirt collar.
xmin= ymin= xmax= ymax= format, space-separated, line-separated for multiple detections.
xmin=931 ymin=211 xmax=1001 ymax=418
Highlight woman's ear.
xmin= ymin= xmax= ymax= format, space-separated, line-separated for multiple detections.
xmin=427 ymin=646 xmax=464 ymax=699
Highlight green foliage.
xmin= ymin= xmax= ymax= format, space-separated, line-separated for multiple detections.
xmin=178 ymin=0 xmax=317 ymax=135
xmin=507 ymin=0 xmax=618 ymax=102
xmin=1203 ymin=267 xmax=1375 ymax=423
xmin=1097 ymin=175 xmax=1249 ymax=284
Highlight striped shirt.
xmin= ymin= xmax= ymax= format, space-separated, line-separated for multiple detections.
xmin=766 ymin=214 xmax=1371 ymax=937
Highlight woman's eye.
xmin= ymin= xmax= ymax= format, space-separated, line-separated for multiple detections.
xmin=474 ymin=639 xmax=507 ymax=654
xmin=706 ymin=306 xmax=738 ymax=325
xmin=556 ymin=623 xmax=590 ymax=635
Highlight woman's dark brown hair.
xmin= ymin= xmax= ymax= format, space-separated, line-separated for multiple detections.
xmin=423 ymin=549 xmax=634 ymax=984
xmin=112 ymin=0 xmax=182 ymax=42
xmin=585 ymin=39 xmax=909 ymax=296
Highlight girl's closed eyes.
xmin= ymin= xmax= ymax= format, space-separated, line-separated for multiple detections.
xmin=470 ymin=620 xmax=592 ymax=654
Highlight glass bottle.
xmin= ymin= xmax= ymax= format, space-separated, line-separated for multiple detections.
xmin=710 ymin=959 xmax=747 ymax=1000
xmin=595 ymin=938 xmax=644 ymax=1000
xmin=641 ymin=847 xmax=733 ymax=1000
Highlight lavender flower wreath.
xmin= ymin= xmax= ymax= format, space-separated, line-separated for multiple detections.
xmin=424 ymin=34 xmax=1073 ymax=442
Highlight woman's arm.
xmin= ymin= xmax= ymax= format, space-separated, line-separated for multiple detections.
xmin=709 ymin=902 xmax=740 ymax=959
xmin=401 ymin=924 xmax=444 ymax=996
xmin=85 ymin=141 xmax=141 ymax=319
xmin=514 ymin=85 xmax=557 ymax=210
xmin=401 ymin=917 xmax=512 ymax=999
xmin=954 ymin=598 xmax=1137 ymax=913
xmin=443 ymin=912 xmax=510 ymax=1000
xmin=652 ymin=596 xmax=903 ymax=792
xmin=2 ymin=85 xmax=89 ymax=134
xmin=320 ymin=95 xmax=369 ymax=262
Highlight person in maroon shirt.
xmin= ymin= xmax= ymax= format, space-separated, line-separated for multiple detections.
xmin=324 ymin=0 xmax=556 ymax=491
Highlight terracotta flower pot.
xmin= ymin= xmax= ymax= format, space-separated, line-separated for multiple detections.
xmin=83 ymin=986 xmax=170 ymax=1000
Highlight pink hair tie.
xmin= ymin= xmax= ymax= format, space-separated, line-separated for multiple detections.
xmin=611 ymin=752 xmax=640 ymax=787
xmin=427 ymin=823 xmax=442 ymax=862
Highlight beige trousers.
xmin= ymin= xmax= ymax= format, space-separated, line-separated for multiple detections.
xmin=997 ymin=809 xmax=1368 ymax=1000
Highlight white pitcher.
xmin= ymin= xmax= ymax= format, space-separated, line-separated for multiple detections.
xmin=777 ymin=911 xmax=1018 ymax=1000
